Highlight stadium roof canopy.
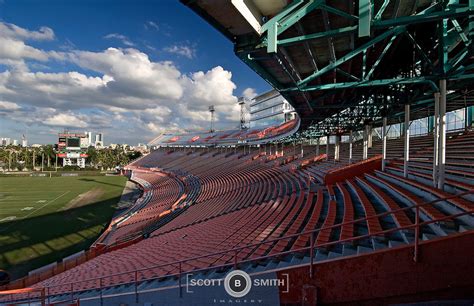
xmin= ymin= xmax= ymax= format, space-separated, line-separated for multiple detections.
xmin=182 ymin=0 xmax=474 ymax=136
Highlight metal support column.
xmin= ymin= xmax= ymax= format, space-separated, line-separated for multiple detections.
xmin=326 ymin=135 xmax=330 ymax=161
xmin=349 ymin=130 xmax=353 ymax=163
xmin=438 ymin=80 xmax=447 ymax=190
xmin=367 ymin=124 xmax=373 ymax=148
xmin=316 ymin=138 xmax=320 ymax=155
xmin=404 ymin=104 xmax=410 ymax=178
xmin=382 ymin=117 xmax=387 ymax=171
xmin=334 ymin=135 xmax=341 ymax=162
xmin=433 ymin=93 xmax=440 ymax=187
xmin=363 ymin=125 xmax=368 ymax=160
xmin=467 ymin=106 xmax=474 ymax=129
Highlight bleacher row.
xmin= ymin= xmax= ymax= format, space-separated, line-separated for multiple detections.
xmin=150 ymin=118 xmax=299 ymax=146
xmin=2 ymin=130 xmax=473 ymax=301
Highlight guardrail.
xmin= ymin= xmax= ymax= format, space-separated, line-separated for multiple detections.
xmin=1 ymin=189 xmax=472 ymax=304
xmin=324 ymin=155 xmax=382 ymax=184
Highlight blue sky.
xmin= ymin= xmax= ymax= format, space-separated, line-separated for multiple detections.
xmin=0 ymin=0 xmax=270 ymax=144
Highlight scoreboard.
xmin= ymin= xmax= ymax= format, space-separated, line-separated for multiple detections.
xmin=58 ymin=133 xmax=88 ymax=151
xmin=57 ymin=132 xmax=89 ymax=167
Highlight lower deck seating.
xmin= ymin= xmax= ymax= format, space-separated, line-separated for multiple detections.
xmin=7 ymin=132 xmax=472 ymax=297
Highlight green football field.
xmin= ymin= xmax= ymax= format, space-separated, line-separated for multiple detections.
xmin=0 ymin=175 xmax=127 ymax=279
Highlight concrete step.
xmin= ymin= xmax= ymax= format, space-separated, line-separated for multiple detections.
xmin=388 ymin=240 xmax=407 ymax=248
xmin=459 ymin=224 xmax=474 ymax=232
xmin=372 ymin=239 xmax=387 ymax=250
xmin=342 ymin=244 xmax=357 ymax=256
xmin=422 ymin=233 xmax=438 ymax=241
xmin=327 ymin=251 xmax=342 ymax=259
xmin=357 ymin=246 xmax=373 ymax=254
xmin=315 ymin=249 xmax=328 ymax=261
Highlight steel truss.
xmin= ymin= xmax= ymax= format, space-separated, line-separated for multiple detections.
xmin=234 ymin=0 xmax=474 ymax=134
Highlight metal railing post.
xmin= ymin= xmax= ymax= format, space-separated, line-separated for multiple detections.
xmin=70 ymin=282 xmax=74 ymax=302
xmin=310 ymin=234 xmax=314 ymax=279
xmin=99 ymin=277 xmax=103 ymax=306
xmin=178 ymin=262 xmax=182 ymax=298
xmin=135 ymin=271 xmax=139 ymax=303
xmin=41 ymin=288 xmax=45 ymax=306
xmin=414 ymin=205 xmax=420 ymax=262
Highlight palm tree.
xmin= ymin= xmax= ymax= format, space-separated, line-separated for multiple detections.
xmin=43 ymin=145 xmax=55 ymax=169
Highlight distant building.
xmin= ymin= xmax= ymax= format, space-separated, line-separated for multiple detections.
xmin=95 ymin=133 xmax=104 ymax=147
xmin=249 ymin=90 xmax=296 ymax=128
xmin=1 ymin=138 xmax=11 ymax=146
xmin=22 ymin=135 xmax=28 ymax=147
xmin=86 ymin=131 xmax=93 ymax=146
xmin=13 ymin=139 xmax=18 ymax=146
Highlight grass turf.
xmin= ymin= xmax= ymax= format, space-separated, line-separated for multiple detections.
xmin=0 ymin=175 xmax=127 ymax=279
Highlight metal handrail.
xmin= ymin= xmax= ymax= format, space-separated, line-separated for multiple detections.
xmin=2 ymin=189 xmax=473 ymax=302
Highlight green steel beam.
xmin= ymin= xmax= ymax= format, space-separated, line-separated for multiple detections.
xmin=374 ymin=0 xmax=390 ymax=20
xmin=440 ymin=18 xmax=450 ymax=74
xmin=297 ymin=26 xmax=406 ymax=87
xmin=277 ymin=25 xmax=357 ymax=47
xmin=336 ymin=68 xmax=360 ymax=81
xmin=450 ymin=48 xmax=469 ymax=70
xmin=451 ymin=19 xmax=470 ymax=46
xmin=362 ymin=49 xmax=367 ymax=79
xmin=288 ymin=76 xmax=440 ymax=92
xmin=365 ymin=33 xmax=399 ymax=80
xmin=260 ymin=0 xmax=304 ymax=33
xmin=264 ymin=0 xmax=323 ymax=53
xmin=373 ymin=6 xmax=473 ymax=28
xmin=404 ymin=32 xmax=435 ymax=68
xmin=267 ymin=21 xmax=278 ymax=53
xmin=359 ymin=0 xmax=372 ymax=37
xmin=468 ymin=105 xmax=474 ymax=126
xmin=277 ymin=0 xmax=323 ymax=35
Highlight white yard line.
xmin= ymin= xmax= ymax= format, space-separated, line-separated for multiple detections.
xmin=22 ymin=191 xmax=71 ymax=220
xmin=0 ymin=191 xmax=71 ymax=231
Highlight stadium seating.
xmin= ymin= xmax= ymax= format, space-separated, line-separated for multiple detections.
xmin=1 ymin=130 xmax=473 ymax=304
xmin=148 ymin=118 xmax=299 ymax=147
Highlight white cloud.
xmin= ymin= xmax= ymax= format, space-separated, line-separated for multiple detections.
xmin=187 ymin=66 xmax=237 ymax=106
xmin=104 ymin=33 xmax=135 ymax=47
xmin=0 ymin=37 xmax=49 ymax=61
xmin=43 ymin=113 xmax=87 ymax=128
xmin=69 ymin=47 xmax=184 ymax=101
xmin=0 ymin=22 xmax=248 ymax=143
xmin=0 ymin=22 xmax=64 ymax=68
xmin=0 ymin=100 xmax=20 ymax=110
xmin=242 ymin=87 xmax=257 ymax=100
xmin=164 ymin=45 xmax=196 ymax=59
xmin=0 ymin=22 xmax=55 ymax=41
xmin=144 ymin=21 xmax=159 ymax=31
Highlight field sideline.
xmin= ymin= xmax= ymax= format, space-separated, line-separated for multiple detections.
xmin=0 ymin=175 xmax=127 ymax=279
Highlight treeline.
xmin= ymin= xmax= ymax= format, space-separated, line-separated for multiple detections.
xmin=0 ymin=145 xmax=142 ymax=171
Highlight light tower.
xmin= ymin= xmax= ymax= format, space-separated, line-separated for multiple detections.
xmin=238 ymin=97 xmax=248 ymax=130
xmin=208 ymin=105 xmax=215 ymax=133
